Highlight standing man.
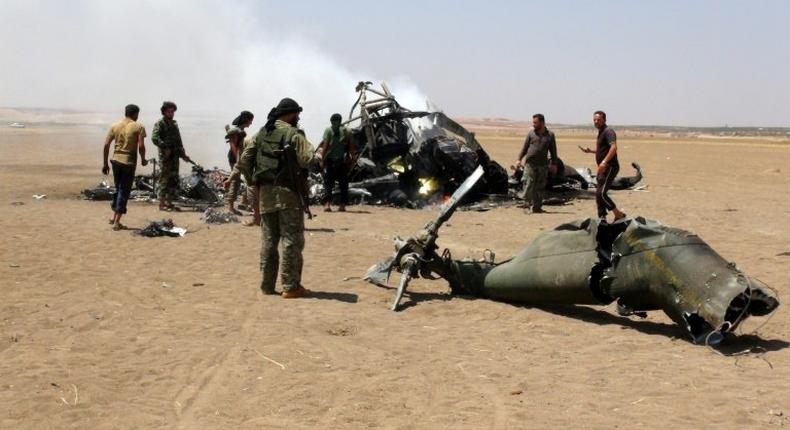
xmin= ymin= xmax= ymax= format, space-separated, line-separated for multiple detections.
xmin=152 ymin=101 xmax=192 ymax=211
xmin=579 ymin=110 xmax=627 ymax=222
xmin=514 ymin=113 xmax=558 ymax=213
xmin=318 ymin=113 xmax=356 ymax=212
xmin=224 ymin=110 xmax=255 ymax=216
xmin=102 ymin=104 xmax=148 ymax=230
xmin=236 ymin=98 xmax=314 ymax=298
xmin=225 ymin=132 xmax=262 ymax=226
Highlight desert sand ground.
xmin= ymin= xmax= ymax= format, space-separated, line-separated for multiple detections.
xmin=1 ymin=120 xmax=789 ymax=429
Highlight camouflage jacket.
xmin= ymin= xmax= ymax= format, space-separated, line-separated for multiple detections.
xmin=237 ymin=120 xmax=313 ymax=214
xmin=152 ymin=117 xmax=184 ymax=155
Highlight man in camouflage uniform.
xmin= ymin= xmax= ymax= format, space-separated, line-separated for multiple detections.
xmin=225 ymin=132 xmax=261 ymax=226
xmin=514 ymin=113 xmax=558 ymax=214
xmin=152 ymin=101 xmax=192 ymax=210
xmin=236 ymin=98 xmax=314 ymax=298
xmin=223 ymin=110 xmax=255 ymax=216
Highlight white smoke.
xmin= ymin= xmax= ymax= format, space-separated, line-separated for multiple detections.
xmin=0 ymin=0 xmax=426 ymax=167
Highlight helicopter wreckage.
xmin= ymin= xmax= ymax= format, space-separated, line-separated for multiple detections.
xmin=310 ymin=81 xmax=643 ymax=208
xmin=84 ymin=82 xmax=643 ymax=210
xmin=365 ymin=166 xmax=779 ymax=345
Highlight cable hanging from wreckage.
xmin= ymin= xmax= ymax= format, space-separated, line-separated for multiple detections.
xmin=309 ymin=81 xmax=644 ymax=208
xmin=364 ymin=166 xmax=780 ymax=346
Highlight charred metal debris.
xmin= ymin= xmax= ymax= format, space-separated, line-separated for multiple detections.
xmin=83 ymin=162 xmax=229 ymax=211
xmin=138 ymin=219 xmax=187 ymax=237
xmin=365 ymin=166 xmax=779 ymax=345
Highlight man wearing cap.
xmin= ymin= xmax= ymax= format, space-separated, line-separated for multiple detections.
xmin=318 ymin=113 xmax=356 ymax=212
xmin=152 ymin=101 xmax=192 ymax=211
xmin=236 ymin=98 xmax=314 ymax=298
xmin=102 ymin=104 xmax=148 ymax=230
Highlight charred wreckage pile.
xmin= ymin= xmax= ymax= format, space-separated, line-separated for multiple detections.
xmin=83 ymin=161 xmax=229 ymax=211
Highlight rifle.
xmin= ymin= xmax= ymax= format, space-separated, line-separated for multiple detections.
xmin=281 ymin=143 xmax=313 ymax=219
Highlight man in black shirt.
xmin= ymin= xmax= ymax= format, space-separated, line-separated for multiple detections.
xmin=579 ymin=110 xmax=627 ymax=222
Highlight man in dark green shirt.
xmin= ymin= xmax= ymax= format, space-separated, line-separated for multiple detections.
xmin=514 ymin=113 xmax=558 ymax=213
xmin=318 ymin=113 xmax=356 ymax=212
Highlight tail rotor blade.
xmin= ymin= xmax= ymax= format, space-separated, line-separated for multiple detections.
xmin=391 ymin=269 xmax=413 ymax=311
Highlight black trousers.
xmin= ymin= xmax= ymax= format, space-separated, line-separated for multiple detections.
xmin=111 ymin=161 xmax=136 ymax=214
xmin=323 ymin=158 xmax=349 ymax=205
xmin=595 ymin=164 xmax=619 ymax=218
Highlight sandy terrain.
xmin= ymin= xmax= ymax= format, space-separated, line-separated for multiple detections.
xmin=1 ymin=121 xmax=789 ymax=429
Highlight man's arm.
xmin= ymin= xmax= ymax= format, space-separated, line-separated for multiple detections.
xmin=514 ymin=134 xmax=531 ymax=167
xmin=235 ymin=136 xmax=257 ymax=178
xmin=597 ymin=130 xmax=617 ymax=174
xmin=102 ymin=128 xmax=114 ymax=174
xmin=318 ymin=138 xmax=329 ymax=159
xmin=549 ymin=132 xmax=558 ymax=163
xmin=138 ymin=130 xmax=148 ymax=166
xmin=151 ymin=120 xmax=163 ymax=148
xmin=317 ymin=128 xmax=331 ymax=163
xmin=173 ymin=123 xmax=191 ymax=162
xmin=293 ymin=133 xmax=314 ymax=169
xmin=600 ymin=142 xmax=617 ymax=166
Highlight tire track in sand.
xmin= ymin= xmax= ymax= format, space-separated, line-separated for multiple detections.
xmin=172 ymin=304 xmax=260 ymax=428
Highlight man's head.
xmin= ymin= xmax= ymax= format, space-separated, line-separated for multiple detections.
xmin=593 ymin=110 xmax=607 ymax=129
xmin=330 ymin=113 xmax=342 ymax=130
xmin=532 ymin=113 xmax=545 ymax=132
xmin=233 ymin=110 xmax=255 ymax=128
xmin=161 ymin=101 xmax=177 ymax=119
xmin=274 ymin=97 xmax=303 ymax=126
xmin=125 ymin=104 xmax=140 ymax=121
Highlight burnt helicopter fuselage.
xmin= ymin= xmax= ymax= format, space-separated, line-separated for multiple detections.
xmin=323 ymin=82 xmax=509 ymax=207
xmin=365 ymin=167 xmax=778 ymax=345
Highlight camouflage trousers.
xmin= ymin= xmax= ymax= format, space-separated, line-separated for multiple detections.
xmin=519 ymin=164 xmax=548 ymax=209
xmin=225 ymin=174 xmax=242 ymax=205
xmin=158 ymin=152 xmax=180 ymax=201
xmin=260 ymin=208 xmax=305 ymax=293
xmin=225 ymin=174 xmax=257 ymax=209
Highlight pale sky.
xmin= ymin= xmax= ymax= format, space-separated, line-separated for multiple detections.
xmin=1 ymin=0 xmax=788 ymax=127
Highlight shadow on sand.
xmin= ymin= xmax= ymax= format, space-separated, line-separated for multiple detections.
xmin=308 ymin=291 xmax=358 ymax=303
xmin=379 ymin=291 xmax=789 ymax=353
xmin=531 ymin=303 xmax=788 ymax=353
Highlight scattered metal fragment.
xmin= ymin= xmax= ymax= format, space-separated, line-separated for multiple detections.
xmin=202 ymin=207 xmax=240 ymax=224
xmin=138 ymin=219 xmax=187 ymax=237
xmin=32 ymin=194 xmax=47 ymax=200
xmin=83 ymin=161 xmax=231 ymax=210
xmin=365 ymin=169 xmax=779 ymax=345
